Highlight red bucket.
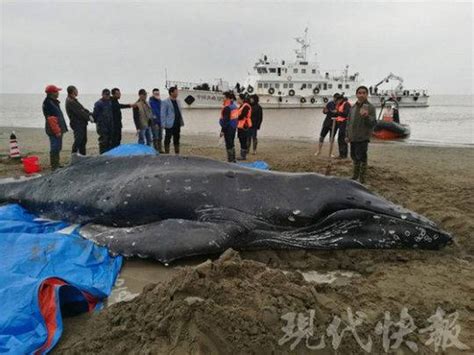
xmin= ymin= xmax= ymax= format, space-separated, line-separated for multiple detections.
xmin=22 ymin=156 xmax=41 ymax=174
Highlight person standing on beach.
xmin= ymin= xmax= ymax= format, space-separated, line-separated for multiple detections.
xmin=133 ymin=89 xmax=153 ymax=146
xmin=65 ymin=85 xmax=93 ymax=155
xmin=248 ymin=94 xmax=263 ymax=155
xmin=42 ymin=85 xmax=68 ymax=170
xmin=236 ymin=94 xmax=252 ymax=160
xmin=219 ymin=91 xmax=238 ymax=162
xmin=149 ymin=88 xmax=163 ymax=152
xmin=315 ymin=93 xmax=341 ymax=156
xmin=110 ymin=88 xmax=133 ymax=148
xmin=345 ymin=86 xmax=377 ymax=183
xmin=334 ymin=96 xmax=351 ymax=159
xmin=93 ymin=89 xmax=114 ymax=154
xmin=161 ymin=86 xmax=184 ymax=155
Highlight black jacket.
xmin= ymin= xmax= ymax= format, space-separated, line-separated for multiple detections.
xmin=111 ymin=98 xmax=131 ymax=129
xmin=251 ymin=103 xmax=263 ymax=130
xmin=65 ymin=96 xmax=90 ymax=129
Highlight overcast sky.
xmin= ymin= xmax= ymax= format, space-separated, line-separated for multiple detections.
xmin=1 ymin=0 xmax=472 ymax=95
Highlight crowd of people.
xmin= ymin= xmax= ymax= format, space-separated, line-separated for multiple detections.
xmin=42 ymin=84 xmax=376 ymax=184
xmin=316 ymin=85 xmax=377 ymax=183
xmin=42 ymin=85 xmax=185 ymax=169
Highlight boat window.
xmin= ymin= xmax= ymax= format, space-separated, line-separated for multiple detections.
xmin=328 ymin=84 xmax=332 ymax=89
xmin=323 ymin=83 xmax=327 ymax=90
xmin=293 ymin=68 xmax=298 ymax=74
xmin=283 ymin=83 xmax=288 ymax=88
xmin=338 ymin=84 xmax=343 ymax=89
xmin=308 ymin=83 xmax=312 ymax=88
xmin=345 ymin=84 xmax=350 ymax=89
xmin=257 ymin=67 xmax=268 ymax=74
xmin=264 ymin=83 xmax=269 ymax=88
xmin=275 ymin=83 xmax=280 ymax=88
xmin=258 ymin=83 xmax=263 ymax=88
xmin=301 ymin=69 xmax=306 ymax=74
xmin=289 ymin=83 xmax=294 ymax=88
xmin=312 ymin=69 xmax=316 ymax=74
xmin=269 ymin=68 xmax=276 ymax=73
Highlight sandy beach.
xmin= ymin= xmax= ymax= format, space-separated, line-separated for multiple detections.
xmin=1 ymin=127 xmax=473 ymax=354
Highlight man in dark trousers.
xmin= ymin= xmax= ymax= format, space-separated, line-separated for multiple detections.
xmin=219 ymin=91 xmax=238 ymax=162
xmin=149 ymin=88 xmax=163 ymax=152
xmin=315 ymin=93 xmax=341 ymax=156
xmin=334 ymin=96 xmax=351 ymax=159
xmin=161 ymin=86 xmax=184 ymax=154
xmin=93 ymin=89 xmax=114 ymax=154
xmin=248 ymin=94 xmax=263 ymax=155
xmin=42 ymin=85 xmax=68 ymax=170
xmin=110 ymin=88 xmax=133 ymax=148
xmin=345 ymin=86 xmax=377 ymax=183
xmin=65 ymin=85 xmax=92 ymax=155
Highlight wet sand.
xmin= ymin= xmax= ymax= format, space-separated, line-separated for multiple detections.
xmin=1 ymin=127 xmax=473 ymax=353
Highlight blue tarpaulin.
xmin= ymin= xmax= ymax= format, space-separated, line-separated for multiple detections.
xmin=0 ymin=206 xmax=122 ymax=354
xmin=238 ymin=160 xmax=270 ymax=170
xmin=103 ymin=143 xmax=157 ymax=156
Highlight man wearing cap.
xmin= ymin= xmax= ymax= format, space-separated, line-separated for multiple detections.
xmin=42 ymin=85 xmax=68 ymax=170
xmin=93 ymin=89 xmax=114 ymax=154
xmin=65 ymin=85 xmax=93 ymax=155
xmin=314 ymin=93 xmax=341 ymax=156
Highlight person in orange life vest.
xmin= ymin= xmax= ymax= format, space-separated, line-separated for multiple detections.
xmin=333 ymin=96 xmax=351 ymax=159
xmin=315 ymin=93 xmax=342 ymax=156
xmin=219 ymin=91 xmax=239 ymax=162
xmin=42 ymin=84 xmax=68 ymax=170
xmin=236 ymin=94 xmax=252 ymax=160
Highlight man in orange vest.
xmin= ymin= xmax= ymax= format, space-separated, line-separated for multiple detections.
xmin=236 ymin=94 xmax=252 ymax=160
xmin=219 ymin=91 xmax=239 ymax=162
xmin=334 ymin=96 xmax=351 ymax=159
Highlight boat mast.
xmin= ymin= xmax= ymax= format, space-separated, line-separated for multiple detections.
xmin=294 ymin=27 xmax=310 ymax=61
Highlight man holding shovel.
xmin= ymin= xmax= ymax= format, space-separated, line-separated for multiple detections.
xmin=345 ymin=86 xmax=377 ymax=183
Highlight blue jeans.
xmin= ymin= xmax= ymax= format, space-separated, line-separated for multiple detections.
xmin=49 ymin=134 xmax=63 ymax=153
xmin=138 ymin=127 xmax=152 ymax=146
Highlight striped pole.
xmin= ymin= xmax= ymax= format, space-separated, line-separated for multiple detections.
xmin=9 ymin=131 xmax=21 ymax=159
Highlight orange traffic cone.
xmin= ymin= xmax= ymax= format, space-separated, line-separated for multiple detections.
xmin=9 ymin=131 xmax=21 ymax=159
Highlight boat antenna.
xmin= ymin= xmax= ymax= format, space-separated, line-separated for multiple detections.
xmin=165 ymin=68 xmax=168 ymax=88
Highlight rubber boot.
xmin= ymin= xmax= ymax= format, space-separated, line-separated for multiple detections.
xmin=158 ymin=141 xmax=163 ymax=154
xmin=230 ymin=148 xmax=236 ymax=163
xmin=153 ymin=139 xmax=160 ymax=152
xmin=174 ymin=144 xmax=180 ymax=155
xmin=226 ymin=149 xmax=233 ymax=163
xmin=237 ymin=149 xmax=247 ymax=161
xmin=359 ymin=162 xmax=367 ymax=183
xmin=50 ymin=152 xmax=59 ymax=171
xmin=252 ymin=139 xmax=258 ymax=154
xmin=351 ymin=162 xmax=360 ymax=180
xmin=164 ymin=143 xmax=170 ymax=154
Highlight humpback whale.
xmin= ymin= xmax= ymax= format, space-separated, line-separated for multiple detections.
xmin=0 ymin=155 xmax=452 ymax=263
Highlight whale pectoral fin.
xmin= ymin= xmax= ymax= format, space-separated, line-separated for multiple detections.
xmin=196 ymin=207 xmax=286 ymax=231
xmin=80 ymin=219 xmax=244 ymax=265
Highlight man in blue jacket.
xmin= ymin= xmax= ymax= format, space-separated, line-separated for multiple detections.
xmin=42 ymin=84 xmax=68 ymax=170
xmin=149 ymin=88 xmax=163 ymax=153
xmin=160 ymin=86 xmax=184 ymax=154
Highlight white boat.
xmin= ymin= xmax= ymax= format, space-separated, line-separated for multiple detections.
xmin=168 ymin=29 xmax=429 ymax=109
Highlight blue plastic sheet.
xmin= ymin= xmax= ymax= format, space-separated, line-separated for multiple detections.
xmin=237 ymin=160 xmax=270 ymax=170
xmin=0 ymin=204 xmax=122 ymax=354
xmin=103 ymin=143 xmax=157 ymax=156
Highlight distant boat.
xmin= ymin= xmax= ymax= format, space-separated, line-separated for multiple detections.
xmin=373 ymin=104 xmax=411 ymax=140
xmin=168 ymin=29 xmax=429 ymax=109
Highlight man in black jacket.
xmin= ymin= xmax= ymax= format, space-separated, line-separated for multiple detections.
xmin=248 ymin=94 xmax=263 ymax=154
xmin=65 ymin=85 xmax=92 ymax=155
xmin=110 ymin=88 xmax=133 ymax=148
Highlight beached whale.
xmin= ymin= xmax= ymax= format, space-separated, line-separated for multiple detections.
xmin=0 ymin=155 xmax=451 ymax=263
